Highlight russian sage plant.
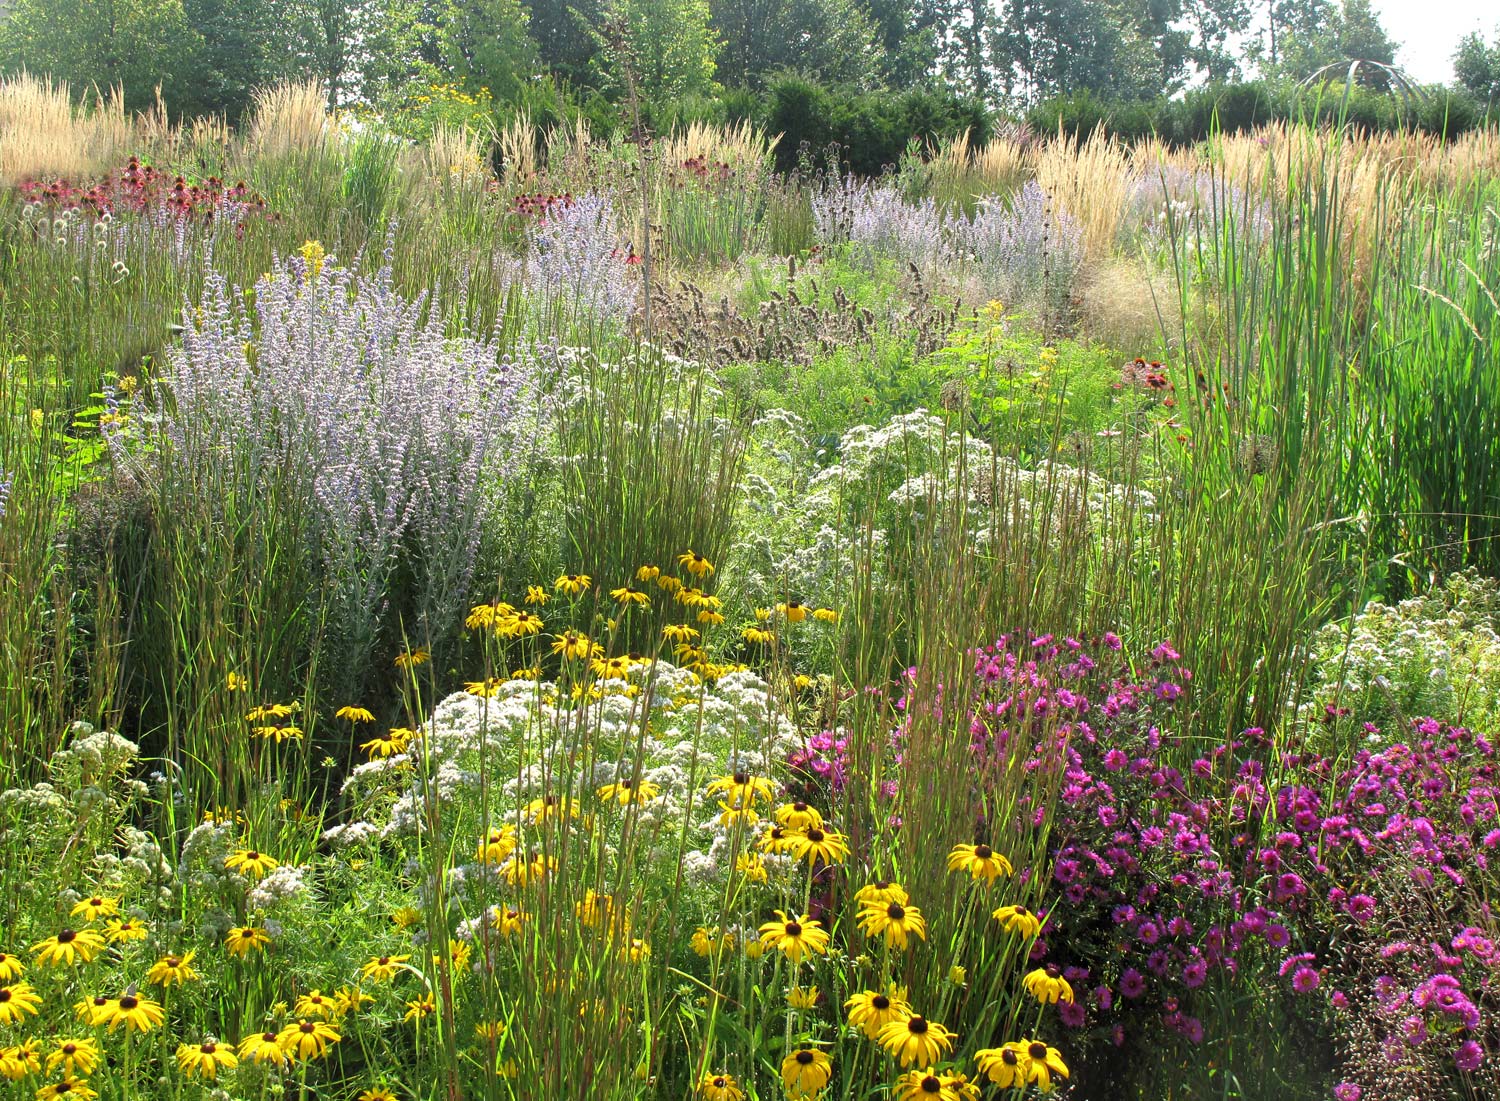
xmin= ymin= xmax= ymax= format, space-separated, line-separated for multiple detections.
xmin=523 ymin=193 xmax=639 ymax=323
xmin=957 ymin=181 xmax=1084 ymax=313
xmin=813 ymin=178 xmax=951 ymax=270
xmin=161 ymin=252 xmax=547 ymax=686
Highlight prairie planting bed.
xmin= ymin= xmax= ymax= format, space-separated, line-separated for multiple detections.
xmin=2 ymin=78 xmax=1500 ymax=1101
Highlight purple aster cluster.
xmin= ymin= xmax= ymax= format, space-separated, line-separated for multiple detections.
xmin=943 ymin=634 xmax=1498 ymax=1096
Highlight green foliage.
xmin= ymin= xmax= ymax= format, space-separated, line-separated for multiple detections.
xmin=610 ymin=0 xmax=720 ymax=101
xmin=0 ymin=0 xmax=194 ymax=111
xmin=710 ymin=0 xmax=888 ymax=90
xmin=1307 ymin=569 xmax=1500 ymax=737
xmin=1031 ymin=78 xmax=1490 ymax=143
xmin=762 ymin=74 xmax=988 ymax=175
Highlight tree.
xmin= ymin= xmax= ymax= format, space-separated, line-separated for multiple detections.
xmin=605 ymin=0 xmax=718 ymax=101
xmin=1454 ymin=27 xmax=1500 ymax=110
xmin=1254 ymin=0 xmax=1397 ymax=88
xmin=709 ymin=0 xmax=887 ymax=90
xmin=177 ymin=0 xmax=300 ymax=120
xmin=987 ymin=0 xmax=1169 ymax=105
xmin=0 ymin=0 xmax=194 ymax=110
xmin=523 ymin=0 xmax=605 ymax=87
xmin=435 ymin=0 xmax=541 ymax=102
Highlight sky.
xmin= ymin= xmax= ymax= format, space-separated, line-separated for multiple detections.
xmin=1373 ymin=0 xmax=1494 ymax=84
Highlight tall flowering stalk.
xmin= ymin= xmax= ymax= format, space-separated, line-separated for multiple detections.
xmin=522 ymin=193 xmax=640 ymax=323
xmin=161 ymin=248 xmax=546 ymax=691
xmin=956 ymin=181 xmax=1083 ymax=317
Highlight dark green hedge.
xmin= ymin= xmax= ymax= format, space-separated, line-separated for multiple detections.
xmin=1028 ymin=81 xmax=1496 ymax=144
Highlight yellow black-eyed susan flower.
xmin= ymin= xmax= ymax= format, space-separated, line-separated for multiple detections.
xmin=466 ymin=602 xmax=514 ymax=630
xmin=635 ymin=565 xmax=660 ymax=582
xmin=707 ymin=771 xmax=776 ymax=805
xmin=276 ymin=1019 xmax=340 ymax=1060
xmin=524 ymin=585 xmax=550 ymax=605
xmin=777 ymin=601 xmax=808 ymax=622
xmin=361 ymin=729 xmax=411 ymax=758
xmin=1022 ymin=965 xmax=1074 ymax=1005
xmin=781 ymin=1048 xmax=832 ymax=1096
xmin=44 ymin=1039 xmax=99 ymax=1078
xmin=237 ymin=1031 xmax=288 ymax=1066
xmin=610 ymin=585 xmax=650 ymax=607
xmin=591 ymin=654 xmax=632 ymax=679
xmin=1022 ymin=1039 xmax=1069 ymax=1091
xmin=858 ymin=899 xmax=928 ymax=950
xmin=476 ymin=825 xmax=517 ymax=864
xmin=525 ymin=794 xmax=579 ymax=825
xmin=225 ymin=926 xmax=270 ymax=958
xmin=662 ymin=623 xmax=699 ymax=643
xmin=893 ymin=1069 xmax=961 ymax=1101
xmin=147 ymin=952 xmax=200 ymax=987
xmin=0 ymin=983 xmax=42 ymax=1024
xmin=403 ymin=995 xmax=437 ymax=1023
xmin=854 ymin=880 xmax=908 ymax=907
xmin=394 ymin=647 xmax=430 ymax=669
xmin=742 ymin=625 xmax=774 ymax=645
xmin=945 ymin=843 xmax=1013 ymax=885
xmin=597 ymin=777 xmax=661 ymax=805
xmin=845 ymin=987 xmax=910 ymax=1039
xmin=736 ymin=852 xmax=769 ymax=883
xmin=813 ymin=607 xmax=838 ymax=623
xmin=757 ymin=824 xmax=799 ymax=854
xmin=358 ymin=1089 xmax=399 ymax=1101
xmin=716 ymin=800 xmax=760 ymax=827
xmin=992 ymin=904 xmax=1042 ymax=937
xmin=224 ymin=849 xmax=279 ymax=880
xmin=294 ymin=989 xmax=340 ymax=1019
xmin=499 ymin=610 xmax=544 ymax=637
xmin=336 ymin=705 xmax=375 ymax=723
xmin=690 ymin=927 xmax=733 ymax=957
xmin=501 ymin=851 xmax=555 ymax=886
xmin=35 ymin=1076 xmax=97 ymax=1100
xmin=0 ymin=953 xmax=22 ymax=982
xmin=104 ymin=992 xmax=165 ymax=1033
xmin=465 ymin=676 xmax=505 ymax=697
xmin=775 ymin=801 xmax=824 ymax=830
xmin=31 ymin=930 xmax=105 ymax=968
xmin=554 ymin=573 xmax=591 ymax=595
xmin=788 ymin=826 xmax=849 ymax=866
xmin=361 ymin=952 xmax=411 ymax=980
xmin=551 ymin=631 xmax=597 ymax=661
xmin=225 ymin=672 xmax=249 ymax=691
xmin=244 ymin=702 xmax=293 ymax=722
xmin=69 ymin=896 xmax=117 ymax=923
xmin=489 ymin=906 xmax=527 ymax=937
xmin=0 ymin=1038 xmax=42 ymax=1080
xmin=678 ymin=550 xmax=714 ymax=577
xmin=975 ymin=1042 xmax=1027 ymax=1089
xmin=101 ymin=917 xmax=145 ymax=945
xmin=176 ymin=1039 xmax=238 ymax=1080
xmin=697 ymin=1071 xmax=743 ymax=1100
xmin=758 ymin=911 xmax=829 ymax=964
xmin=786 ymin=985 xmax=820 ymax=1010
xmin=657 ymin=574 xmax=683 ymax=594
xmin=877 ymin=1014 xmax=955 ymax=1067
